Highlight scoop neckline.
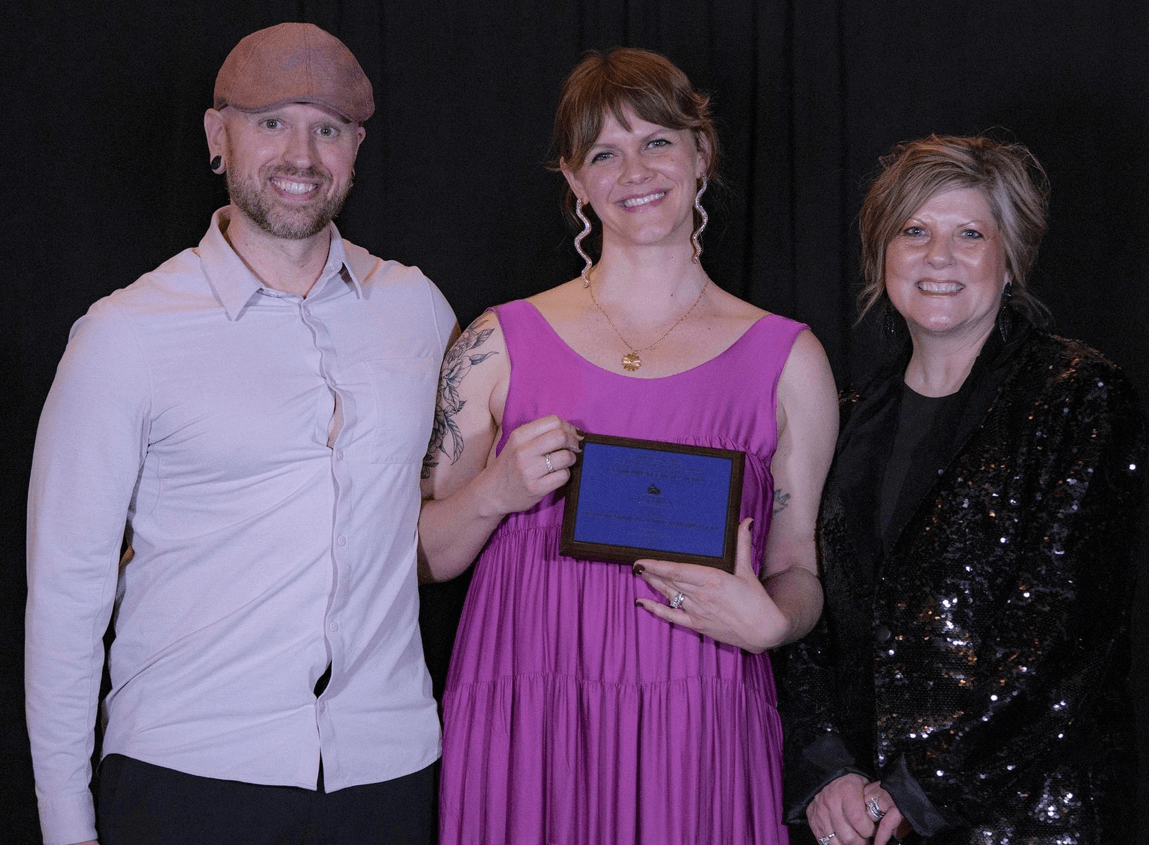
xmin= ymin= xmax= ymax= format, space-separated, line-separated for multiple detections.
xmin=518 ymin=301 xmax=781 ymax=381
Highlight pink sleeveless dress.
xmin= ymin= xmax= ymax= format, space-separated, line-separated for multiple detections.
xmin=439 ymin=300 xmax=803 ymax=845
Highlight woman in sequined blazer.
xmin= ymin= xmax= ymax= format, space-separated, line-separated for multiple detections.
xmin=779 ymin=135 xmax=1146 ymax=844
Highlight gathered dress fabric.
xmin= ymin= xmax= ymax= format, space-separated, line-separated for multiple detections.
xmin=439 ymin=300 xmax=802 ymax=845
xmin=778 ymin=318 xmax=1146 ymax=843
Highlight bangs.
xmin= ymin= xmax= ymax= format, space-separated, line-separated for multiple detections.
xmin=562 ymin=66 xmax=705 ymax=171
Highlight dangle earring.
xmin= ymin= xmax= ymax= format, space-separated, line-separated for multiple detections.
xmin=997 ymin=281 xmax=1015 ymax=342
xmin=574 ymin=198 xmax=594 ymax=286
xmin=210 ymin=155 xmax=223 ymax=173
xmin=691 ymin=177 xmax=709 ymax=263
xmin=882 ymin=305 xmax=898 ymax=340
xmin=881 ymin=294 xmax=902 ymax=341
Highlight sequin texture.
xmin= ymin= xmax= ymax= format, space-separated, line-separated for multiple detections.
xmin=779 ymin=329 xmax=1146 ymax=842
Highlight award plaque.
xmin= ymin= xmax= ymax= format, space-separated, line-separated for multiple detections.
xmin=560 ymin=432 xmax=744 ymax=572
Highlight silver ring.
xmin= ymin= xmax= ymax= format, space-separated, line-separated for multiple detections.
xmin=817 ymin=834 xmax=836 ymax=845
xmin=867 ymin=797 xmax=886 ymax=821
xmin=544 ymin=453 xmax=555 ymax=473
xmin=669 ymin=592 xmax=686 ymax=610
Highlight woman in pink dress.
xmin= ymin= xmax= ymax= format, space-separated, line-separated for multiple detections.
xmin=419 ymin=47 xmax=838 ymax=845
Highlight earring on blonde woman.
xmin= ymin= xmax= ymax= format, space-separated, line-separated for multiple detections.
xmin=998 ymin=281 xmax=1015 ymax=342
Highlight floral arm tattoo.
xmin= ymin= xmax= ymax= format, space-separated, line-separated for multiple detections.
xmin=772 ymin=489 xmax=791 ymax=516
xmin=421 ymin=319 xmax=499 ymax=479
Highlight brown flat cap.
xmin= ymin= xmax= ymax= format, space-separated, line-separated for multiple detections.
xmin=214 ymin=23 xmax=374 ymax=123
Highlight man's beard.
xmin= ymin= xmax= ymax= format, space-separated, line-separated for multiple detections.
xmin=226 ymin=164 xmax=351 ymax=241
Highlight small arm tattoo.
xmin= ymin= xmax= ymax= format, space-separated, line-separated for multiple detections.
xmin=421 ymin=317 xmax=499 ymax=479
xmin=772 ymin=490 xmax=791 ymax=516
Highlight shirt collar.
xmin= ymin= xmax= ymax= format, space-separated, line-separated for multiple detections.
xmin=199 ymin=206 xmax=364 ymax=320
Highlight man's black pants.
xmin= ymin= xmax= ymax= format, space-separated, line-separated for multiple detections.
xmin=97 ymin=754 xmax=436 ymax=845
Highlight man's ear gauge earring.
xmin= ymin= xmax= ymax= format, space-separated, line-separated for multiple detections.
xmin=210 ymin=155 xmax=223 ymax=173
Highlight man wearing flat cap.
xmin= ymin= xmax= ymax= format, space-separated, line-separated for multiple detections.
xmin=26 ymin=23 xmax=454 ymax=845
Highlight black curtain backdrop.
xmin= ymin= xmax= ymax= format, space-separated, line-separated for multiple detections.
xmin=5 ymin=1 xmax=1147 ymax=839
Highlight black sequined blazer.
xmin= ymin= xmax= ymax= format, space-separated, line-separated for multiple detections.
xmin=779 ymin=323 xmax=1146 ymax=843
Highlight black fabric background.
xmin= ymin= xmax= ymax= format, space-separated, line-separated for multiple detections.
xmin=4 ymin=1 xmax=1147 ymax=839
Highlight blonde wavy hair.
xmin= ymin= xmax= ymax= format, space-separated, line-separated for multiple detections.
xmin=858 ymin=134 xmax=1051 ymax=325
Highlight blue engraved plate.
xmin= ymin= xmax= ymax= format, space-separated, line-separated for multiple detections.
xmin=560 ymin=433 xmax=744 ymax=570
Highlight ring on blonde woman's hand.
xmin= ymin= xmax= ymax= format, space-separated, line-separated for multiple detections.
xmin=669 ymin=592 xmax=686 ymax=610
xmin=867 ymin=796 xmax=886 ymax=821
xmin=817 ymin=834 xmax=836 ymax=845
xmin=544 ymin=453 xmax=555 ymax=473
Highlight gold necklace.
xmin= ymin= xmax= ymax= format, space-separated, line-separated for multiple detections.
xmin=586 ymin=273 xmax=709 ymax=372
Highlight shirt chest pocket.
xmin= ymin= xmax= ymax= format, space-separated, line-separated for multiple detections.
xmin=363 ymin=357 xmax=438 ymax=465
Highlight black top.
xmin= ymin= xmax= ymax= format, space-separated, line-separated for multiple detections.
xmin=879 ymin=386 xmax=948 ymax=546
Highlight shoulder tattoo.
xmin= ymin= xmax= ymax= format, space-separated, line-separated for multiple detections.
xmin=421 ymin=317 xmax=499 ymax=479
xmin=773 ymin=489 xmax=791 ymax=516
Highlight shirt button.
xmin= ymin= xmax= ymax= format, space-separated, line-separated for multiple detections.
xmin=335 ymin=450 xmax=344 ymax=461
xmin=875 ymin=624 xmax=892 ymax=643
xmin=337 ymin=536 xmax=347 ymax=547
xmin=329 ymin=621 xmax=339 ymax=632
xmin=317 ymin=701 xmax=327 ymax=713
